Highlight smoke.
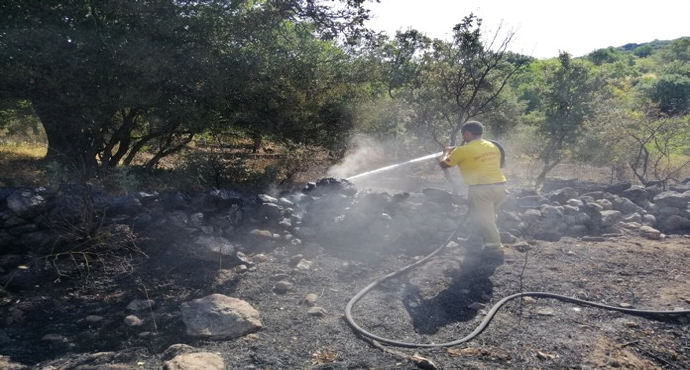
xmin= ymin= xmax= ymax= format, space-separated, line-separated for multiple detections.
xmin=326 ymin=134 xmax=386 ymax=179
xmin=326 ymin=134 xmax=448 ymax=192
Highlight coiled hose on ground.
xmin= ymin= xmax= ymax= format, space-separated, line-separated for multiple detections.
xmin=344 ymin=228 xmax=690 ymax=348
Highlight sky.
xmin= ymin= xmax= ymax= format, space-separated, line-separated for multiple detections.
xmin=365 ymin=0 xmax=690 ymax=59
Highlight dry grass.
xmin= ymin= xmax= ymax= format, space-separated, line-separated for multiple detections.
xmin=0 ymin=142 xmax=48 ymax=187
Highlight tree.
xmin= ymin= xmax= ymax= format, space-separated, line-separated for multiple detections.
xmin=531 ymin=53 xmax=602 ymax=184
xmin=0 ymin=0 xmax=372 ymax=170
xmin=407 ymin=14 xmax=527 ymax=146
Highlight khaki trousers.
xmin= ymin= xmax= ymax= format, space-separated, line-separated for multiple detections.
xmin=468 ymin=184 xmax=507 ymax=248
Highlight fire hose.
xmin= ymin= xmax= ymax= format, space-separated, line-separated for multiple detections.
xmin=344 ymin=227 xmax=690 ymax=348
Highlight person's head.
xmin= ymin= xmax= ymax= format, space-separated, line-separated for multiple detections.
xmin=460 ymin=121 xmax=484 ymax=142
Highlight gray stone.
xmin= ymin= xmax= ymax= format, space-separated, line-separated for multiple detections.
xmin=659 ymin=207 xmax=682 ymax=216
xmin=640 ymin=226 xmax=662 ymax=240
xmin=257 ymin=194 xmax=279 ymax=204
xmin=661 ymin=215 xmax=690 ymax=233
xmin=517 ymin=195 xmax=549 ymax=209
xmin=127 ymin=299 xmax=155 ymax=312
xmin=642 ymin=214 xmax=657 ymax=226
xmin=521 ymin=209 xmax=542 ymax=224
xmin=124 ymin=315 xmax=144 ymax=327
xmin=600 ymin=210 xmax=623 ymax=227
xmin=191 ymin=236 xmax=236 ymax=262
xmin=273 ymin=281 xmax=293 ymax=294
xmin=596 ymin=199 xmax=613 ymax=210
xmin=180 ymin=294 xmax=262 ymax=340
xmin=540 ymin=205 xmax=563 ymax=219
xmin=564 ymin=213 xmax=591 ymax=226
xmin=307 ymin=307 xmax=328 ymax=317
xmin=164 ymin=352 xmax=225 ymax=370
xmin=653 ymin=191 xmax=690 ymax=209
xmin=6 ymin=189 xmax=47 ymax=218
xmin=612 ymin=197 xmax=643 ymax=215
xmin=622 ymin=213 xmax=642 ymax=223
xmin=566 ymin=199 xmax=584 ymax=207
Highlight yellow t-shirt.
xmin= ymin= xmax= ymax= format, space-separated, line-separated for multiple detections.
xmin=443 ymin=139 xmax=506 ymax=185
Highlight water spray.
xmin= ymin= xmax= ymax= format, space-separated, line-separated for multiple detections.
xmin=346 ymin=152 xmax=443 ymax=181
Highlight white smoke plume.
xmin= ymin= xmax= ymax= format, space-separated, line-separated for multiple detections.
xmin=326 ymin=134 xmax=386 ymax=179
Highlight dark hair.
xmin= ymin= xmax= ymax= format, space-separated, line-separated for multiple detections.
xmin=460 ymin=121 xmax=484 ymax=137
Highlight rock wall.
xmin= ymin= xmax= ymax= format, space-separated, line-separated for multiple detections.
xmin=2 ymin=179 xmax=690 ymax=290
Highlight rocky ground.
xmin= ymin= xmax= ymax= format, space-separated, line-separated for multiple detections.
xmin=1 ymin=177 xmax=690 ymax=369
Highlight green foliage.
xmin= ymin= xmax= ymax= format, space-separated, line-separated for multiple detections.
xmin=588 ymin=47 xmax=623 ymax=66
xmin=0 ymin=0 xmax=372 ymax=171
xmin=530 ymin=53 xmax=603 ymax=182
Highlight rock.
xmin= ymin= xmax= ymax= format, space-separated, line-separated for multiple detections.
xmin=653 ymin=191 xmax=690 ymax=209
xmin=521 ymin=209 xmax=542 ymax=224
xmin=294 ymin=259 xmax=313 ymax=271
xmin=516 ymin=195 xmax=549 ymax=209
xmin=467 ymin=302 xmax=486 ymax=310
xmin=252 ymin=254 xmax=271 ymax=263
xmin=548 ymin=187 xmax=579 ymax=204
xmin=658 ymin=206 xmax=682 ymax=216
xmin=85 ymin=315 xmax=104 ymax=323
xmin=127 ymin=299 xmax=155 ymax=312
xmin=622 ymin=213 xmax=642 ymax=223
xmin=191 ymin=236 xmax=236 ymax=263
xmin=164 ymin=352 xmax=225 ymax=370
xmin=307 ymin=307 xmax=328 ymax=317
xmin=564 ymin=213 xmax=591 ymax=226
xmin=124 ymin=315 xmax=144 ymax=327
xmin=303 ymin=293 xmax=318 ymax=306
xmin=6 ymin=188 xmax=47 ymax=218
xmin=612 ymin=197 xmax=643 ymax=214
xmin=180 ymin=294 xmax=262 ymax=340
xmin=0 ymin=355 xmax=26 ymax=370
xmin=643 ymin=214 xmax=657 ymax=226
xmin=640 ymin=226 xmax=662 ymax=240
xmin=600 ymin=210 xmax=623 ymax=227
xmin=660 ymin=215 xmax=690 ymax=233
xmin=622 ymin=187 xmax=648 ymax=205
xmin=522 ymin=296 xmax=537 ymax=304
xmin=604 ymin=182 xmax=631 ymax=195
xmin=537 ymin=308 xmax=555 ymax=316
xmin=273 ymin=280 xmax=293 ymax=294
xmin=304 ymin=177 xmax=357 ymax=197
xmin=540 ymin=205 xmax=563 ymax=219
xmin=250 ymin=229 xmax=274 ymax=239
xmin=162 ymin=344 xmax=198 ymax=361
xmin=41 ymin=333 xmax=66 ymax=342
xmin=596 ymin=199 xmax=613 ymax=210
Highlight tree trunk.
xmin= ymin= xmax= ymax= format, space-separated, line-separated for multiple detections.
xmin=33 ymin=99 xmax=98 ymax=173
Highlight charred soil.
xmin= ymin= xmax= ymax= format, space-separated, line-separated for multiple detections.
xmin=2 ymin=230 xmax=690 ymax=369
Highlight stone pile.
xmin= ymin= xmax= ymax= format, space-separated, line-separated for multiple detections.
xmin=2 ymin=180 xmax=690 ymax=288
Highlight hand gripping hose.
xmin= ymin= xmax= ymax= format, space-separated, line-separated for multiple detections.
xmin=344 ymin=228 xmax=690 ymax=348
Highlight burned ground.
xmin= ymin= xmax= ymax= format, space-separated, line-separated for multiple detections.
xmin=1 ymin=174 xmax=690 ymax=369
xmin=2 ymin=229 xmax=689 ymax=369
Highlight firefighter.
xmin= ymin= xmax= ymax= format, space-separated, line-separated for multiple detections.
xmin=439 ymin=121 xmax=507 ymax=258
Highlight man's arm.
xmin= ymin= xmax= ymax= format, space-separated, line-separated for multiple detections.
xmin=438 ymin=147 xmax=455 ymax=168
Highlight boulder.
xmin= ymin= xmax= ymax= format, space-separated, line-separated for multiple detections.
xmin=6 ymin=188 xmax=47 ymax=219
xmin=181 ymin=294 xmax=262 ymax=340
xmin=600 ymin=210 xmax=623 ymax=227
xmin=191 ymin=236 xmax=237 ymax=263
xmin=660 ymin=215 xmax=690 ymax=233
xmin=653 ymin=191 xmax=690 ymax=209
